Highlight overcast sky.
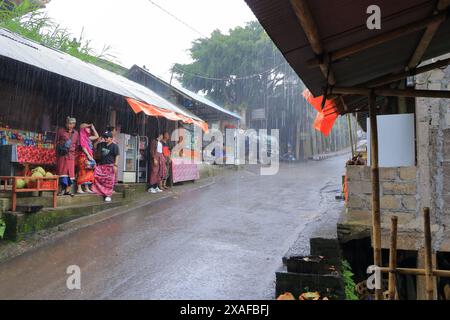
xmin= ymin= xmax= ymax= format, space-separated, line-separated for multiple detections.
xmin=44 ymin=0 xmax=256 ymax=82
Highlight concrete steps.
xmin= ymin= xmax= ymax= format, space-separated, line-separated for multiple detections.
xmin=3 ymin=198 xmax=125 ymax=241
xmin=276 ymin=238 xmax=345 ymax=299
xmin=0 ymin=192 xmax=124 ymax=211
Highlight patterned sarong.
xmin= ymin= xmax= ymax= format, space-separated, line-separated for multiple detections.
xmin=92 ymin=164 xmax=115 ymax=197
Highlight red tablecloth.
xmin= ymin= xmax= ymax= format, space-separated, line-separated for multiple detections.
xmin=16 ymin=146 xmax=56 ymax=165
xmin=171 ymin=158 xmax=199 ymax=183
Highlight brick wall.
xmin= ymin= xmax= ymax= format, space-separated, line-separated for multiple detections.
xmin=346 ymin=165 xmax=417 ymax=222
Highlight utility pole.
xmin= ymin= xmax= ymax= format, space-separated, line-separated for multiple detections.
xmin=170 ymin=66 xmax=174 ymax=85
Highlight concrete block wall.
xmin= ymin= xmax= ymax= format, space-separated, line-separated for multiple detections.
xmin=346 ymin=165 xmax=418 ymax=220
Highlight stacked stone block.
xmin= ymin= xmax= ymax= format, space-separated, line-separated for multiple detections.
xmin=346 ymin=165 xmax=418 ymax=221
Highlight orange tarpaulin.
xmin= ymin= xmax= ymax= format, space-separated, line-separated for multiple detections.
xmin=302 ymin=89 xmax=339 ymax=137
xmin=126 ymin=97 xmax=209 ymax=133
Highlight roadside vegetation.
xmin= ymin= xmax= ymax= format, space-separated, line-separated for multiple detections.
xmin=342 ymin=259 xmax=359 ymax=300
xmin=0 ymin=0 xmax=126 ymax=74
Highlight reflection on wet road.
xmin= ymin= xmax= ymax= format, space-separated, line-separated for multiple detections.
xmin=0 ymin=155 xmax=347 ymax=299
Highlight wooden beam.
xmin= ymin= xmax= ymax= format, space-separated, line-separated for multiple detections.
xmin=330 ymin=87 xmax=450 ymax=98
xmin=369 ymin=91 xmax=382 ymax=301
xmin=364 ymin=57 xmax=450 ymax=87
xmin=290 ymin=0 xmax=336 ymax=85
xmin=407 ymin=0 xmax=450 ymax=69
xmin=408 ymin=19 xmax=443 ymax=69
xmin=307 ymin=10 xmax=448 ymax=67
xmin=374 ymin=88 xmax=450 ymax=98
xmin=438 ymin=0 xmax=450 ymax=11
xmin=379 ymin=267 xmax=450 ymax=277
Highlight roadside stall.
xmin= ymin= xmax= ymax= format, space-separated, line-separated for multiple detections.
xmin=0 ymin=127 xmax=59 ymax=211
xmin=170 ymin=125 xmax=200 ymax=184
xmin=126 ymin=98 xmax=207 ymax=184
xmin=0 ymin=126 xmax=56 ymax=176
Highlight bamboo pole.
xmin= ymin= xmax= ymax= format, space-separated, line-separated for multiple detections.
xmin=407 ymin=1 xmax=450 ymax=69
xmin=388 ymin=216 xmax=398 ymax=300
xmin=352 ymin=114 xmax=358 ymax=154
xmin=347 ymin=113 xmax=355 ymax=157
xmin=424 ymin=207 xmax=434 ymax=300
xmin=379 ymin=267 xmax=450 ymax=277
xmin=330 ymin=87 xmax=450 ymax=99
xmin=290 ymin=0 xmax=336 ymax=85
xmin=364 ymin=57 xmax=450 ymax=88
xmin=369 ymin=91 xmax=382 ymax=300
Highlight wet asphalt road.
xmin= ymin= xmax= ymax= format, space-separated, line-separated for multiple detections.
xmin=0 ymin=155 xmax=347 ymax=299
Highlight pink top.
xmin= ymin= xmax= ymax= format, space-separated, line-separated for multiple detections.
xmin=79 ymin=127 xmax=93 ymax=156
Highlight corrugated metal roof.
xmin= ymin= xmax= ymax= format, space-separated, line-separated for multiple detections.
xmin=127 ymin=66 xmax=241 ymax=120
xmin=245 ymin=0 xmax=450 ymax=105
xmin=170 ymin=83 xmax=242 ymax=120
xmin=0 ymin=28 xmax=202 ymax=121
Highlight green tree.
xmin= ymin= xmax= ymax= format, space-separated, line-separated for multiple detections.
xmin=0 ymin=0 xmax=126 ymax=74
xmin=173 ymin=21 xmax=300 ymax=112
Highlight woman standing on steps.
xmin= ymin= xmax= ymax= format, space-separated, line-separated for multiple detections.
xmin=92 ymin=130 xmax=120 ymax=202
xmin=56 ymin=116 xmax=79 ymax=197
xmin=148 ymin=133 xmax=166 ymax=194
xmin=76 ymin=123 xmax=99 ymax=194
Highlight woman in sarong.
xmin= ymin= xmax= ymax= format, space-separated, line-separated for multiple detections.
xmin=148 ymin=133 xmax=166 ymax=194
xmin=92 ymin=130 xmax=119 ymax=202
xmin=76 ymin=123 xmax=99 ymax=194
xmin=56 ymin=117 xmax=79 ymax=196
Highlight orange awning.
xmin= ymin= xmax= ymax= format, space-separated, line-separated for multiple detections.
xmin=302 ymin=89 xmax=339 ymax=137
xmin=126 ymin=97 xmax=209 ymax=133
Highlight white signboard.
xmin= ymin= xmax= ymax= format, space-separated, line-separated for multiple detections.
xmin=367 ymin=114 xmax=415 ymax=167
xmin=252 ymin=108 xmax=265 ymax=120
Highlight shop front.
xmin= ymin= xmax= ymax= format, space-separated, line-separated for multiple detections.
xmin=0 ymin=27 xmax=208 ymax=214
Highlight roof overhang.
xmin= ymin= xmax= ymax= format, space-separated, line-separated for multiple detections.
xmin=127 ymin=65 xmax=242 ymax=121
xmin=244 ymin=0 xmax=450 ymax=113
xmin=0 ymin=28 xmax=202 ymax=122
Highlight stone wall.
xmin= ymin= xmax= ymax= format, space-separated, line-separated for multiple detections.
xmin=346 ymin=165 xmax=417 ymax=223
xmin=415 ymin=55 xmax=450 ymax=237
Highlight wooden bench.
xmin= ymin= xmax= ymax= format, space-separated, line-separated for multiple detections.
xmin=0 ymin=176 xmax=59 ymax=212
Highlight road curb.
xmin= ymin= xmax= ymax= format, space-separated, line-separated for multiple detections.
xmin=0 ymin=176 xmax=220 ymax=264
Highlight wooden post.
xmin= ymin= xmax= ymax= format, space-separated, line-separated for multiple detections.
xmin=423 ymin=207 xmax=434 ymax=300
xmin=388 ymin=216 xmax=398 ymax=300
xmin=369 ymin=90 xmax=383 ymax=300
xmin=347 ymin=114 xmax=355 ymax=157
xmin=53 ymin=177 xmax=59 ymax=209
xmin=379 ymin=267 xmax=450 ymax=277
xmin=12 ymin=177 xmax=17 ymax=212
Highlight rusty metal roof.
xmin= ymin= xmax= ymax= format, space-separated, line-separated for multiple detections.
xmin=0 ymin=28 xmax=202 ymax=121
xmin=127 ymin=65 xmax=241 ymax=121
xmin=244 ymin=0 xmax=450 ymax=111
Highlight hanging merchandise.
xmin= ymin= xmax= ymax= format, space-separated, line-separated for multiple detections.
xmin=0 ymin=127 xmax=55 ymax=149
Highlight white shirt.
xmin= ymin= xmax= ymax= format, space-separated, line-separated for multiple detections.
xmin=157 ymin=141 xmax=163 ymax=154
